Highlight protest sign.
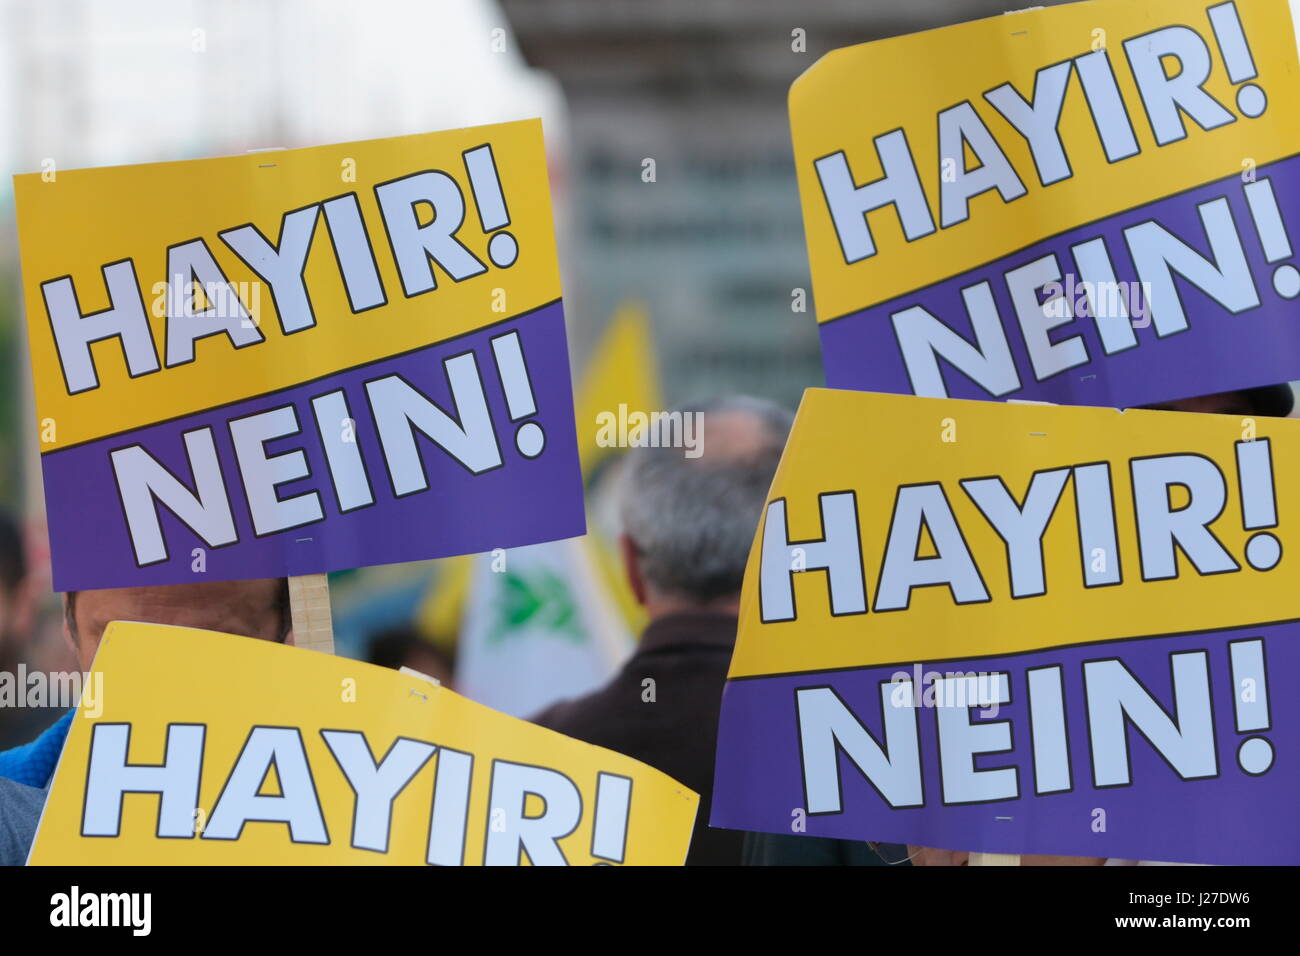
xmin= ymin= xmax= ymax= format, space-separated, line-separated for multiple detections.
xmin=29 ymin=622 xmax=698 ymax=865
xmin=14 ymin=120 xmax=584 ymax=591
xmin=792 ymin=0 xmax=1300 ymax=407
xmin=711 ymin=388 xmax=1300 ymax=864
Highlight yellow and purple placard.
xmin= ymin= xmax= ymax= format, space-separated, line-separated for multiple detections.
xmin=794 ymin=0 xmax=1300 ymax=406
xmin=711 ymin=389 xmax=1299 ymax=864
xmin=14 ymin=120 xmax=583 ymax=591
xmin=30 ymin=623 xmax=698 ymax=865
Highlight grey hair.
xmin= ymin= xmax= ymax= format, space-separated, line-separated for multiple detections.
xmin=619 ymin=396 xmax=793 ymax=604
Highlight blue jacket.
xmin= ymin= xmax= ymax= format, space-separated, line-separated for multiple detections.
xmin=0 ymin=712 xmax=74 ymax=788
xmin=0 ymin=777 xmax=45 ymax=865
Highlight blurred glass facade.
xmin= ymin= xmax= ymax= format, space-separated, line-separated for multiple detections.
xmin=502 ymin=0 xmax=1075 ymax=408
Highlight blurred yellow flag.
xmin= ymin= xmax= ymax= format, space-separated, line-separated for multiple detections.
xmin=574 ymin=301 xmax=663 ymax=478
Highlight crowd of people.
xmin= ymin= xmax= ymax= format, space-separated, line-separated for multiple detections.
xmin=0 ymin=382 xmax=1292 ymax=865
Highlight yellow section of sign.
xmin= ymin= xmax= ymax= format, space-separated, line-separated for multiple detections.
xmin=728 ymin=388 xmax=1300 ymax=678
xmin=15 ymin=120 xmax=560 ymax=450
xmin=31 ymin=623 xmax=697 ymax=865
xmin=791 ymin=0 xmax=1300 ymax=321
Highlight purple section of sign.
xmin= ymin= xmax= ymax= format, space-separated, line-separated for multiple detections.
xmin=820 ymin=154 xmax=1300 ymax=408
xmin=712 ymin=621 xmax=1299 ymax=864
xmin=44 ymin=300 xmax=585 ymax=591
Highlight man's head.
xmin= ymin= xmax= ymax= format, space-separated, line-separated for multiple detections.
xmin=618 ymin=396 xmax=793 ymax=619
xmin=63 ymin=578 xmax=291 ymax=671
xmin=1141 ymin=384 xmax=1294 ymax=417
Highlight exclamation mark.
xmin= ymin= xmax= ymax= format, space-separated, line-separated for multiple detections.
xmin=590 ymin=773 xmax=632 ymax=864
xmin=1228 ymin=638 xmax=1273 ymax=774
xmin=491 ymin=331 xmax=545 ymax=458
xmin=1207 ymin=2 xmax=1267 ymax=117
xmin=463 ymin=144 xmax=519 ymax=268
xmin=1243 ymin=178 xmax=1300 ymax=300
xmin=1235 ymin=438 xmax=1282 ymax=570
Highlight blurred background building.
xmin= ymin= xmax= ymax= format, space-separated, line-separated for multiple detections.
xmin=499 ymin=0 xmax=1091 ymax=405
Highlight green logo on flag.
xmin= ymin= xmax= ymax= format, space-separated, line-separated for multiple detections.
xmin=487 ymin=567 xmax=585 ymax=646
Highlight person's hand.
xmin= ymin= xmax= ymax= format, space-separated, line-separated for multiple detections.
xmin=907 ymin=847 xmax=1105 ymax=865
xmin=907 ymin=846 xmax=969 ymax=866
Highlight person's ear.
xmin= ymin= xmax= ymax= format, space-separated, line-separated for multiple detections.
xmin=619 ymin=534 xmax=648 ymax=607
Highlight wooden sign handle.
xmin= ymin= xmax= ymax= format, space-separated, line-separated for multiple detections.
xmin=289 ymin=573 xmax=334 ymax=655
xmin=969 ymin=853 xmax=1020 ymax=866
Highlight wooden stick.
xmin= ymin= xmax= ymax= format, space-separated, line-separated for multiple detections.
xmin=969 ymin=853 xmax=1020 ymax=866
xmin=289 ymin=573 xmax=334 ymax=654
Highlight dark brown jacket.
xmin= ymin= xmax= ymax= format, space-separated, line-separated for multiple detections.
xmin=531 ymin=610 xmax=741 ymax=866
